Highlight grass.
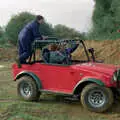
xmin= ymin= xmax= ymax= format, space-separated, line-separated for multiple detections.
xmin=1 ymin=61 xmax=120 ymax=120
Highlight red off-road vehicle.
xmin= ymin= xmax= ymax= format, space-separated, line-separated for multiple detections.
xmin=12 ymin=39 xmax=120 ymax=113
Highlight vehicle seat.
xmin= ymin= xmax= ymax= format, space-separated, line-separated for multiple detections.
xmin=42 ymin=48 xmax=50 ymax=63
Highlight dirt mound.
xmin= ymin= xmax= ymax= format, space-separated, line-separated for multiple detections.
xmin=72 ymin=39 xmax=120 ymax=65
xmin=86 ymin=39 xmax=120 ymax=65
xmin=0 ymin=47 xmax=17 ymax=61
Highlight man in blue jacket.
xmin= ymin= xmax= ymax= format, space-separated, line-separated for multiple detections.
xmin=17 ymin=15 xmax=47 ymax=67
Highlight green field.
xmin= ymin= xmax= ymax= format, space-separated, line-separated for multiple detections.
xmin=0 ymin=62 xmax=120 ymax=120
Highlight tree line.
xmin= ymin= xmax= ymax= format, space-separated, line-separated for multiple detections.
xmin=87 ymin=0 xmax=120 ymax=40
xmin=0 ymin=12 xmax=85 ymax=46
xmin=1 ymin=0 xmax=120 ymax=46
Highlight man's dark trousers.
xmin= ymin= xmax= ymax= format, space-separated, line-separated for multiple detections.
xmin=18 ymin=37 xmax=32 ymax=64
xmin=18 ymin=20 xmax=42 ymax=64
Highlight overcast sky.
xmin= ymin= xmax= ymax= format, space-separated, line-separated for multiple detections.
xmin=0 ymin=0 xmax=94 ymax=32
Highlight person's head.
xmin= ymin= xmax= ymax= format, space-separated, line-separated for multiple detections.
xmin=36 ymin=15 xmax=44 ymax=24
xmin=59 ymin=43 xmax=66 ymax=51
xmin=49 ymin=44 xmax=59 ymax=51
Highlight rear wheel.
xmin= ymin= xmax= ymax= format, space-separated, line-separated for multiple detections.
xmin=17 ymin=76 xmax=40 ymax=101
xmin=81 ymin=84 xmax=114 ymax=113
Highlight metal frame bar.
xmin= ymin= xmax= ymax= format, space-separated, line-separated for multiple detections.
xmin=30 ymin=39 xmax=90 ymax=64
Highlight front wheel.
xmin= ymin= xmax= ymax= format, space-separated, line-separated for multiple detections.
xmin=17 ymin=76 xmax=40 ymax=101
xmin=81 ymin=84 xmax=114 ymax=113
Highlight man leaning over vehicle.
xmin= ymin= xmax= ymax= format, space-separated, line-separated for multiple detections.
xmin=17 ymin=15 xmax=48 ymax=68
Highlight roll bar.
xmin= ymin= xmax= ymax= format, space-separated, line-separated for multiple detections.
xmin=29 ymin=39 xmax=91 ymax=63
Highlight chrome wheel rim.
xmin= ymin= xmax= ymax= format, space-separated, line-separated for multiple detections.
xmin=88 ymin=89 xmax=106 ymax=108
xmin=20 ymin=82 xmax=32 ymax=97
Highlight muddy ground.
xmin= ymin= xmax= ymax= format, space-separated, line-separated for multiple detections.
xmin=0 ymin=62 xmax=120 ymax=120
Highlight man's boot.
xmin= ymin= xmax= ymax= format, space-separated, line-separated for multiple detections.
xmin=15 ymin=57 xmax=22 ymax=68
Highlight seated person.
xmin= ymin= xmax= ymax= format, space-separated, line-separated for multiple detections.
xmin=60 ymin=41 xmax=79 ymax=63
xmin=43 ymin=41 xmax=79 ymax=64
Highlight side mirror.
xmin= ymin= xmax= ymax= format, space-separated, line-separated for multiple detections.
xmin=88 ymin=48 xmax=95 ymax=62
xmin=88 ymin=48 xmax=104 ymax=63
xmin=88 ymin=48 xmax=94 ymax=53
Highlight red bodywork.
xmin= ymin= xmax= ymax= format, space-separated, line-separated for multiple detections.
xmin=12 ymin=62 xmax=119 ymax=94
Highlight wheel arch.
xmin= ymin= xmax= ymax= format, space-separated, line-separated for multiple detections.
xmin=73 ymin=78 xmax=105 ymax=95
xmin=15 ymin=71 xmax=42 ymax=89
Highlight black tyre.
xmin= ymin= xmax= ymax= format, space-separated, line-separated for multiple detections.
xmin=81 ymin=84 xmax=114 ymax=113
xmin=17 ymin=76 xmax=40 ymax=101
